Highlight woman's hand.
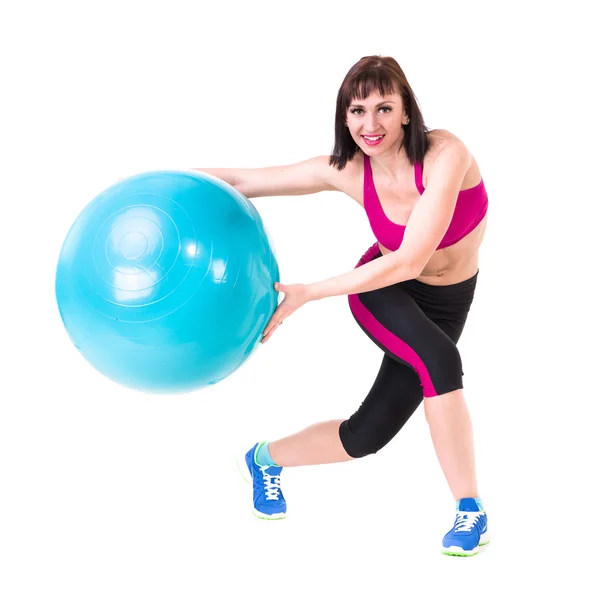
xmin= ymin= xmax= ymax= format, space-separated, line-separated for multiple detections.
xmin=261 ymin=282 xmax=312 ymax=344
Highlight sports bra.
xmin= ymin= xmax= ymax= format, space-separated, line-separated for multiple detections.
xmin=363 ymin=154 xmax=488 ymax=251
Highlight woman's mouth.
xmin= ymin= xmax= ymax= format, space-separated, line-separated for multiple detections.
xmin=361 ymin=135 xmax=385 ymax=147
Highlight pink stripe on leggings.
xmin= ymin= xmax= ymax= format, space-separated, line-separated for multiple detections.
xmin=349 ymin=245 xmax=438 ymax=397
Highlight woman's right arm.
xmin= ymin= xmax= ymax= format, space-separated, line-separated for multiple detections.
xmin=191 ymin=155 xmax=337 ymax=198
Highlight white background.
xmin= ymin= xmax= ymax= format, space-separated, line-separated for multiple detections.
xmin=2 ymin=0 xmax=598 ymax=598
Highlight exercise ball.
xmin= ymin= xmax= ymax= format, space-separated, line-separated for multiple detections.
xmin=55 ymin=170 xmax=279 ymax=393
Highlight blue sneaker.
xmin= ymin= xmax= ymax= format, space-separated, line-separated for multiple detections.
xmin=441 ymin=498 xmax=490 ymax=557
xmin=237 ymin=442 xmax=287 ymax=520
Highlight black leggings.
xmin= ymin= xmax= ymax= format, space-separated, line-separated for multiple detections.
xmin=339 ymin=243 xmax=478 ymax=458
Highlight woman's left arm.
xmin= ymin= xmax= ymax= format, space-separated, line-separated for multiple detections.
xmin=262 ymin=141 xmax=472 ymax=342
xmin=307 ymin=140 xmax=472 ymax=300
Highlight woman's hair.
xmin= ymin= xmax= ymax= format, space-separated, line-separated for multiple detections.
xmin=329 ymin=55 xmax=431 ymax=170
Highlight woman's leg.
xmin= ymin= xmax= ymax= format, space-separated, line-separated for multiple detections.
xmin=348 ymin=265 xmax=481 ymax=503
xmin=421 ymin=318 xmax=479 ymax=501
xmin=268 ymin=281 xmax=470 ymax=468
xmin=268 ymin=419 xmax=350 ymax=467
xmin=424 ymin=389 xmax=479 ymax=501
xmin=268 ymin=354 xmax=423 ymax=466
xmin=269 ymin=244 xmax=478 ymax=477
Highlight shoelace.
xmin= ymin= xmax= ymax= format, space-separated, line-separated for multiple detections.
xmin=260 ymin=466 xmax=281 ymax=501
xmin=453 ymin=510 xmax=483 ymax=533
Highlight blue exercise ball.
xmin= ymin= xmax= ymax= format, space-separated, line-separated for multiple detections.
xmin=55 ymin=170 xmax=279 ymax=393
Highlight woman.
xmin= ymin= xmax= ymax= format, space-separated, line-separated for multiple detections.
xmin=195 ymin=55 xmax=490 ymax=557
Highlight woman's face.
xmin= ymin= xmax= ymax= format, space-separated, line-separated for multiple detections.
xmin=346 ymin=89 xmax=407 ymax=155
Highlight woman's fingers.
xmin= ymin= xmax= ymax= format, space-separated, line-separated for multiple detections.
xmin=262 ymin=316 xmax=281 ymax=343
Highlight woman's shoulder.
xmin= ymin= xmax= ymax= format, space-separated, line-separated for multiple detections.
xmin=428 ymin=128 xmax=459 ymax=141
xmin=425 ymin=129 xmax=469 ymax=157
xmin=324 ymin=152 xmax=364 ymax=190
xmin=424 ymin=129 xmax=480 ymax=187
xmin=423 ymin=129 xmax=474 ymax=168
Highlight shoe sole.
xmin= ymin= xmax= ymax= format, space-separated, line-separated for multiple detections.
xmin=441 ymin=531 xmax=491 ymax=557
xmin=237 ymin=453 xmax=287 ymax=521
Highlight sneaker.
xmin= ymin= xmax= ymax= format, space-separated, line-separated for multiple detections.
xmin=237 ymin=442 xmax=287 ymax=520
xmin=441 ymin=498 xmax=490 ymax=557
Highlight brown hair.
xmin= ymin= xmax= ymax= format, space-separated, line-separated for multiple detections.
xmin=329 ymin=55 xmax=431 ymax=170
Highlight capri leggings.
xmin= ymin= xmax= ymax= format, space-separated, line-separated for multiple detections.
xmin=339 ymin=242 xmax=478 ymax=458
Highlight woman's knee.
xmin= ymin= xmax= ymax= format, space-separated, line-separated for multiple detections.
xmin=339 ymin=358 xmax=425 ymax=458
xmin=338 ymin=419 xmax=384 ymax=458
xmin=338 ymin=397 xmax=423 ymax=458
xmin=421 ymin=342 xmax=464 ymax=398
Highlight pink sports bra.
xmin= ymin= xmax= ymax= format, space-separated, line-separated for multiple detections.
xmin=363 ymin=154 xmax=488 ymax=251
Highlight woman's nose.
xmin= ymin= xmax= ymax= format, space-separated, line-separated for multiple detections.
xmin=365 ymin=113 xmax=380 ymax=132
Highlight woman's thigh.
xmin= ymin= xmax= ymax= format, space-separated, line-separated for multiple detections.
xmin=349 ymin=285 xmax=464 ymax=398
xmin=348 ymin=245 xmax=477 ymax=397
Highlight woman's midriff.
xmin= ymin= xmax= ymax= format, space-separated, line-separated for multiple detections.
xmin=378 ymin=212 xmax=488 ymax=286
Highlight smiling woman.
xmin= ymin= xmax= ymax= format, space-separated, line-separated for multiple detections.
xmin=330 ymin=55 xmax=431 ymax=169
xmin=193 ymin=54 xmax=490 ymax=557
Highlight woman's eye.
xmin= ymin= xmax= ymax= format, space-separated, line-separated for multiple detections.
xmin=350 ymin=107 xmax=392 ymax=115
